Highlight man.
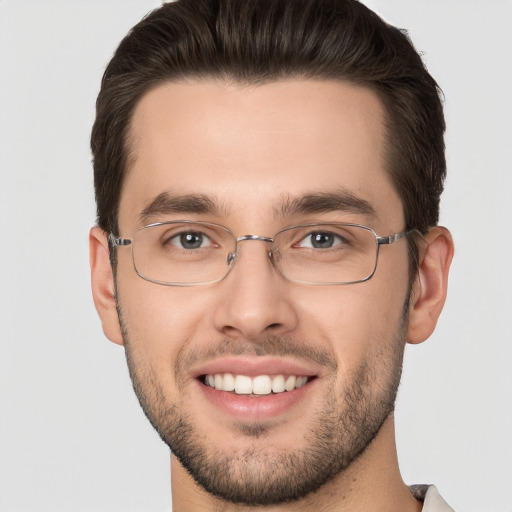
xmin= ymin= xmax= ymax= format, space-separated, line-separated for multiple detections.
xmin=89 ymin=0 xmax=454 ymax=510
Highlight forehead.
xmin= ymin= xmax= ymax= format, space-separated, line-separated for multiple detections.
xmin=120 ymin=79 xmax=403 ymax=232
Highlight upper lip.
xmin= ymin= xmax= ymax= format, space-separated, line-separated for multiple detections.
xmin=190 ymin=356 xmax=320 ymax=379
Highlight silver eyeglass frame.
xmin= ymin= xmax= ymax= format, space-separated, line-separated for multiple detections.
xmin=108 ymin=220 xmax=415 ymax=287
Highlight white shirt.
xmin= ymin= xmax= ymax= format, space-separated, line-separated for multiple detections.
xmin=410 ymin=484 xmax=455 ymax=512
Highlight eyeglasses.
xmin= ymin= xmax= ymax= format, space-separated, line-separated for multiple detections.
xmin=109 ymin=221 xmax=413 ymax=286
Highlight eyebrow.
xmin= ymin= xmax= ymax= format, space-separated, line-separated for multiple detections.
xmin=139 ymin=188 xmax=376 ymax=225
xmin=274 ymin=190 xmax=376 ymax=219
xmin=139 ymin=192 xmax=229 ymax=224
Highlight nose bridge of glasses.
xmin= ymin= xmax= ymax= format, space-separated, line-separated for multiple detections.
xmin=236 ymin=234 xmax=274 ymax=243
xmin=226 ymin=234 xmax=276 ymax=266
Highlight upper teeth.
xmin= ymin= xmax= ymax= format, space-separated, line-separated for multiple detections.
xmin=205 ymin=374 xmax=309 ymax=395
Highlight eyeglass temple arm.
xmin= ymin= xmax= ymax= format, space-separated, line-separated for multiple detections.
xmin=108 ymin=234 xmax=133 ymax=247
xmin=376 ymin=231 xmax=411 ymax=246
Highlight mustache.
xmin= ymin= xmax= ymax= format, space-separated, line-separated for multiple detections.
xmin=174 ymin=335 xmax=338 ymax=379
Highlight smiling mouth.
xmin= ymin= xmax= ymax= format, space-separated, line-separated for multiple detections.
xmin=202 ymin=373 xmax=315 ymax=395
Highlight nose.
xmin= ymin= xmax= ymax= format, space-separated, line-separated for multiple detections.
xmin=213 ymin=239 xmax=299 ymax=341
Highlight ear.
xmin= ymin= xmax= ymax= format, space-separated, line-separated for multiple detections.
xmin=406 ymin=226 xmax=454 ymax=344
xmin=89 ymin=226 xmax=124 ymax=345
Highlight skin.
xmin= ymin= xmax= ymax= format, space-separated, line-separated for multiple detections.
xmin=90 ymin=79 xmax=453 ymax=511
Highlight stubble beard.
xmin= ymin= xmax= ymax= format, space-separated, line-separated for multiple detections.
xmin=119 ymin=305 xmax=407 ymax=506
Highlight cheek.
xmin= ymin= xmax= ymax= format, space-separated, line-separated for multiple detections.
xmin=292 ymin=276 xmax=408 ymax=371
xmin=116 ymin=259 xmax=218 ymax=370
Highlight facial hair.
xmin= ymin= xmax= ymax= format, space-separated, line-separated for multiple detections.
xmin=119 ymin=305 xmax=407 ymax=506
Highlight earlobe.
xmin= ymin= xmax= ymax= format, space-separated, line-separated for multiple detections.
xmin=406 ymin=226 xmax=454 ymax=344
xmin=89 ymin=226 xmax=124 ymax=345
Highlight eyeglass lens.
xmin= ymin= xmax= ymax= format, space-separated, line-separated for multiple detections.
xmin=131 ymin=221 xmax=379 ymax=285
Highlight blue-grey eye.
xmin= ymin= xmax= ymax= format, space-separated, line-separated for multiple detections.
xmin=300 ymin=232 xmax=343 ymax=249
xmin=171 ymin=231 xmax=211 ymax=249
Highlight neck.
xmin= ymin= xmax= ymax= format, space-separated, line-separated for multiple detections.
xmin=169 ymin=414 xmax=422 ymax=512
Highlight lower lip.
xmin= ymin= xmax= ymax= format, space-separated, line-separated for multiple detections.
xmin=196 ymin=379 xmax=317 ymax=422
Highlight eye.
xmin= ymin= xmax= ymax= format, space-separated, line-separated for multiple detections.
xmin=298 ymin=231 xmax=345 ymax=249
xmin=169 ymin=231 xmax=212 ymax=249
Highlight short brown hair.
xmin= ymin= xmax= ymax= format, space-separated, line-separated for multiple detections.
xmin=91 ymin=0 xmax=445 ymax=272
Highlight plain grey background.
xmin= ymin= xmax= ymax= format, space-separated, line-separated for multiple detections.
xmin=0 ymin=1 xmax=511 ymax=511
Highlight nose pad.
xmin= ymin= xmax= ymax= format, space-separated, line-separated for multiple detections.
xmin=270 ymin=247 xmax=282 ymax=263
xmin=226 ymin=251 xmax=237 ymax=266
xmin=227 ymin=248 xmax=279 ymax=268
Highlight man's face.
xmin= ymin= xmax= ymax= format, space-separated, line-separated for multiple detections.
xmin=115 ymin=79 xmax=411 ymax=504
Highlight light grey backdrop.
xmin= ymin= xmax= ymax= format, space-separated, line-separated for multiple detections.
xmin=0 ymin=1 xmax=510 ymax=511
